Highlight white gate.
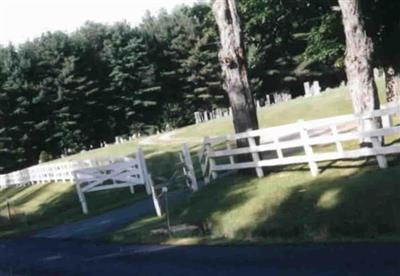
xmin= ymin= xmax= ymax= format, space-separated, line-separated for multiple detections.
xmin=73 ymin=148 xmax=151 ymax=214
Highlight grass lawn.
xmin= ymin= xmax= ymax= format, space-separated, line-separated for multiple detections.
xmin=109 ymin=158 xmax=400 ymax=245
xmin=1 ymin=78 xmax=395 ymax=242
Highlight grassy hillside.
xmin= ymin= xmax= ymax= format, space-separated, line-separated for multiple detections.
xmin=110 ymin=157 xmax=400 ymax=244
xmin=0 ymin=80 xmax=392 ymax=240
xmin=108 ymin=80 xmax=400 ymax=244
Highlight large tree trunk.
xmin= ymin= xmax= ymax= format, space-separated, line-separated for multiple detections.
xmin=384 ymin=62 xmax=400 ymax=103
xmin=338 ymin=0 xmax=380 ymax=140
xmin=211 ymin=0 xmax=259 ymax=136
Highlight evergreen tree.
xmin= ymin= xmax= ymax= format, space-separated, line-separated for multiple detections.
xmin=101 ymin=23 xmax=160 ymax=135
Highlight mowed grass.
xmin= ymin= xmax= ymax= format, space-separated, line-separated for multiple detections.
xmin=1 ymin=78 xmax=392 ymax=240
xmin=110 ymin=158 xmax=400 ymax=245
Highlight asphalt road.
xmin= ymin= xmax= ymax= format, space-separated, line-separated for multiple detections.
xmin=1 ymin=238 xmax=400 ymax=275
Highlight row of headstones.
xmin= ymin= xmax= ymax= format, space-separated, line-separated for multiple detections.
xmin=303 ymin=81 xmax=321 ymax=97
xmin=194 ymin=108 xmax=232 ymax=124
xmin=112 ymin=134 xmax=142 ymax=145
xmin=194 ymin=92 xmax=294 ymax=124
xmin=108 ymin=126 xmax=172 ymax=146
xmin=257 ymin=92 xmax=293 ymax=108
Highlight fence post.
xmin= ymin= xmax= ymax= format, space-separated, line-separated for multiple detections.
xmin=298 ymin=120 xmax=319 ymax=177
xmin=226 ymin=140 xmax=235 ymax=165
xmin=148 ymin=174 xmax=162 ymax=217
xmin=205 ymin=140 xmax=218 ymax=180
xmin=179 ymin=152 xmax=190 ymax=188
xmin=136 ymin=147 xmax=151 ymax=195
xmin=247 ymin=136 xmax=264 ymax=178
xmin=73 ymin=172 xmax=88 ymax=215
xmin=197 ymin=142 xmax=207 ymax=185
xmin=371 ymin=136 xmax=388 ymax=169
xmin=330 ymin=125 xmax=344 ymax=154
xmin=181 ymin=143 xmax=198 ymax=191
xmin=273 ymin=136 xmax=284 ymax=159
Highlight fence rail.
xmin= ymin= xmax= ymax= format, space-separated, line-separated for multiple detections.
xmin=198 ymin=104 xmax=399 ymax=183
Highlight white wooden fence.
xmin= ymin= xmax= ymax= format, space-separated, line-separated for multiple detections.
xmin=0 ymin=148 xmax=150 ymax=190
xmin=0 ymin=147 xmax=153 ymax=215
xmin=198 ymin=104 xmax=400 ymax=183
xmin=0 ymin=158 xmax=123 ymax=189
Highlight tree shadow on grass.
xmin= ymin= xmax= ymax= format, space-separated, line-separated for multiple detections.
xmin=172 ymin=175 xmax=255 ymax=228
xmin=245 ymin=164 xmax=400 ymax=242
xmin=0 ymin=187 xmax=26 ymax=203
xmin=7 ymin=183 xmax=55 ymax=206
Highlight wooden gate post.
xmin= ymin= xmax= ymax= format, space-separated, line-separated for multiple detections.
xmin=73 ymin=171 xmax=88 ymax=214
xmin=148 ymin=174 xmax=162 ymax=217
xmin=204 ymin=138 xmax=217 ymax=180
xmin=181 ymin=143 xmax=198 ymax=191
xmin=137 ymin=147 xmax=151 ymax=195
xmin=371 ymin=136 xmax=388 ymax=169
xmin=198 ymin=141 xmax=209 ymax=185
xmin=226 ymin=140 xmax=235 ymax=165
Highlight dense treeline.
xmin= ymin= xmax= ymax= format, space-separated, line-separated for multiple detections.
xmin=0 ymin=1 xmax=344 ymax=173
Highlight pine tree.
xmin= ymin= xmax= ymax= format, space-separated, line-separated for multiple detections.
xmin=102 ymin=22 xmax=161 ymax=135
